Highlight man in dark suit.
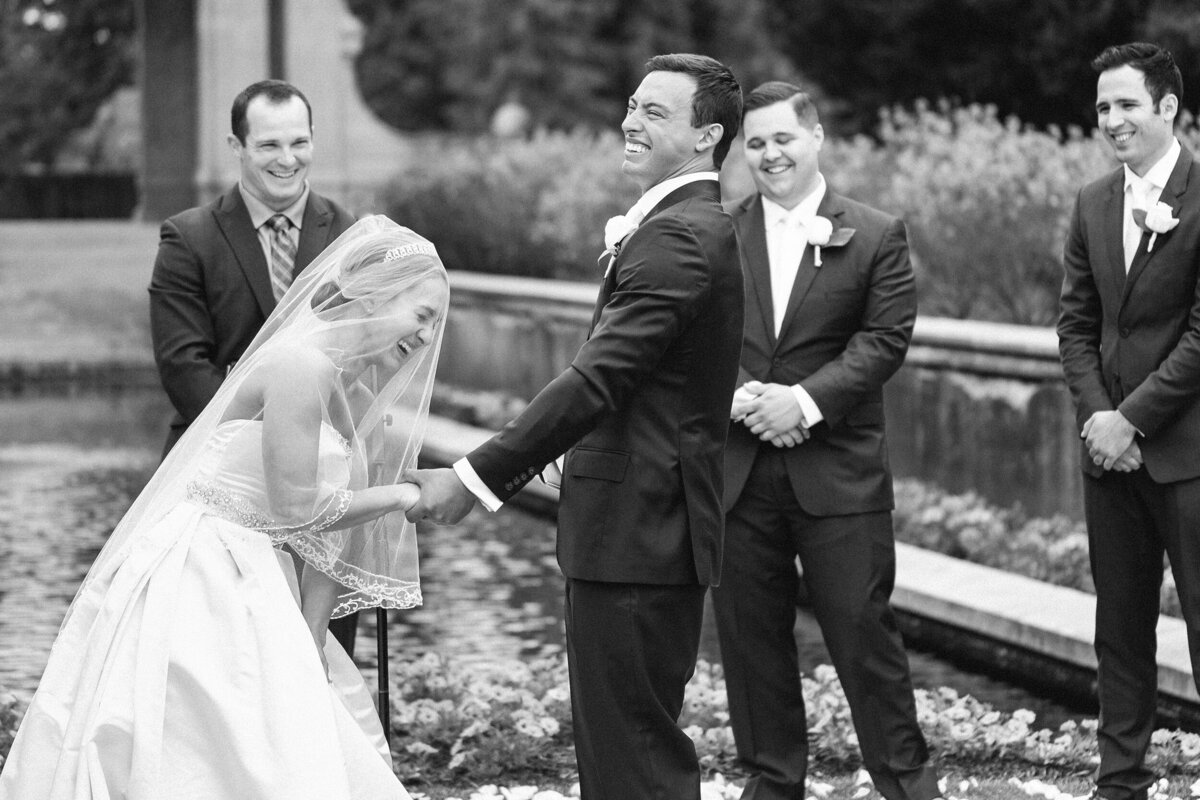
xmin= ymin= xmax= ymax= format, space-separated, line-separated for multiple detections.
xmin=1058 ymin=43 xmax=1200 ymax=800
xmin=712 ymin=82 xmax=941 ymax=800
xmin=148 ymin=79 xmax=357 ymax=650
xmin=405 ymin=54 xmax=744 ymax=800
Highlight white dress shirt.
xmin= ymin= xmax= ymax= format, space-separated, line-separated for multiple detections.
xmin=239 ymin=181 xmax=309 ymax=267
xmin=455 ymin=171 xmax=720 ymax=511
xmin=1123 ymin=138 xmax=1180 ymax=271
xmin=732 ymin=178 xmax=827 ymax=431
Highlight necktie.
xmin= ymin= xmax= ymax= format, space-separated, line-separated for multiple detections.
xmin=769 ymin=214 xmax=805 ymax=336
xmin=269 ymin=214 xmax=297 ymax=301
xmin=1124 ymin=176 xmax=1159 ymax=271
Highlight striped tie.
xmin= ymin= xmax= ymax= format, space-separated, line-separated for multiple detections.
xmin=268 ymin=214 xmax=296 ymax=301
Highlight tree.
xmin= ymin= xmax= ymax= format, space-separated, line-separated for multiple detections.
xmin=0 ymin=0 xmax=136 ymax=173
xmin=347 ymin=0 xmax=795 ymax=133
xmin=766 ymin=0 xmax=1143 ymax=134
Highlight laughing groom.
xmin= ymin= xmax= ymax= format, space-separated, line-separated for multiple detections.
xmin=405 ymin=54 xmax=744 ymax=799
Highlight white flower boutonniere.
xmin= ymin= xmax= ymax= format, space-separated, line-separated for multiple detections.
xmin=806 ymin=216 xmax=856 ymax=266
xmin=604 ymin=215 xmax=638 ymax=258
xmin=1132 ymin=201 xmax=1180 ymax=253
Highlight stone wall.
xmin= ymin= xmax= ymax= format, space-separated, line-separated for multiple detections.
xmin=439 ymin=272 xmax=1084 ymax=520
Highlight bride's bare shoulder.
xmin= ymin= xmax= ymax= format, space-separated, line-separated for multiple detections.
xmin=259 ymin=342 xmax=338 ymax=382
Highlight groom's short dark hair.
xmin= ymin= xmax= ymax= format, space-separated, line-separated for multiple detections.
xmin=645 ymin=53 xmax=742 ymax=169
xmin=743 ymin=81 xmax=820 ymax=129
xmin=1092 ymin=42 xmax=1183 ymax=111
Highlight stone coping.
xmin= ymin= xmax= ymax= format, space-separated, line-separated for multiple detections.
xmin=420 ymin=413 xmax=1198 ymax=708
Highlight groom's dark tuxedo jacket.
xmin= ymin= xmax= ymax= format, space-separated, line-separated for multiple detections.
xmin=723 ymin=189 xmax=916 ymax=516
xmin=465 ymin=179 xmax=744 ymax=586
xmin=149 ymin=186 xmax=355 ymax=451
xmin=1059 ymin=144 xmax=1200 ymax=482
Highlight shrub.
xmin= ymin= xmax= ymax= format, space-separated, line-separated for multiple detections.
xmin=893 ymin=478 xmax=1180 ymax=617
xmin=0 ymin=691 xmax=19 ymax=770
xmin=380 ymin=129 xmax=637 ymax=280
xmin=377 ymin=106 xmax=1200 ymax=325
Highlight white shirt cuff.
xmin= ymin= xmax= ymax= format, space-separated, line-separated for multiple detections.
xmin=790 ymin=385 xmax=823 ymax=427
xmin=453 ymin=458 xmax=503 ymax=512
xmin=540 ymin=455 xmax=565 ymax=490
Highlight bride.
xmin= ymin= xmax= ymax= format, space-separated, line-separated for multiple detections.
xmin=0 ymin=216 xmax=448 ymax=799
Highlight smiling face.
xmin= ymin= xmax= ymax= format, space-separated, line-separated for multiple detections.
xmin=229 ymin=94 xmax=313 ymax=210
xmin=365 ymin=275 xmax=448 ymax=370
xmin=742 ymin=100 xmax=823 ymax=210
xmin=1096 ymin=64 xmax=1178 ymax=177
xmin=621 ymin=71 xmax=713 ymax=192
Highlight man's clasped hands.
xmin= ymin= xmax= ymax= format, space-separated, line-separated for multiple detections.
xmin=1082 ymin=409 xmax=1143 ymax=472
xmin=731 ymin=380 xmax=811 ymax=448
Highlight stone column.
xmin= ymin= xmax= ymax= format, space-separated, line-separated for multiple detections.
xmin=139 ymin=0 xmax=199 ymax=220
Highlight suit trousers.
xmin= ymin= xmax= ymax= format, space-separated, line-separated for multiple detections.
xmin=564 ymin=577 xmax=707 ymax=800
xmin=712 ymin=448 xmax=938 ymax=800
xmin=1084 ymin=469 xmax=1200 ymax=800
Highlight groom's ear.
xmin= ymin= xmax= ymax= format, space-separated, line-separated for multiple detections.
xmin=694 ymin=123 xmax=724 ymax=155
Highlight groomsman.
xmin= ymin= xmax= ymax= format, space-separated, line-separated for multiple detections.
xmin=148 ymin=79 xmax=358 ymax=651
xmin=713 ymin=81 xmax=941 ymax=800
xmin=1058 ymin=42 xmax=1200 ymax=800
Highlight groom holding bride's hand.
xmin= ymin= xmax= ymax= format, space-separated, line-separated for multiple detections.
xmin=405 ymin=53 xmax=744 ymax=800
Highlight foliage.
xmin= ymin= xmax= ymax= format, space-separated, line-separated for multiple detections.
xmin=380 ymin=101 xmax=1200 ymax=324
xmin=385 ymin=653 xmax=1200 ymax=789
xmin=0 ymin=0 xmax=136 ymax=173
xmin=761 ymin=0 xmax=1200 ymax=136
xmin=892 ymin=478 xmax=1182 ymax=618
xmin=6 ymin=655 xmax=1199 ymax=790
xmin=0 ymin=690 xmax=18 ymax=770
xmin=379 ymin=130 xmax=638 ymax=278
xmin=346 ymin=0 xmax=794 ymax=134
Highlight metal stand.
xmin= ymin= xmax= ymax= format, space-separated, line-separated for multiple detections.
xmin=376 ymin=606 xmax=390 ymax=744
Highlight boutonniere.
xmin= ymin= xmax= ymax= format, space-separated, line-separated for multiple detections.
xmin=1132 ymin=201 xmax=1180 ymax=252
xmin=603 ymin=214 xmax=638 ymax=259
xmin=806 ymin=216 xmax=855 ymax=266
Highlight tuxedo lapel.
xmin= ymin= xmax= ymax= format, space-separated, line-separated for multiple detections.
xmin=214 ymin=188 xmax=274 ymax=316
xmin=775 ymin=191 xmax=848 ymax=343
xmin=591 ymin=179 xmax=721 ymax=335
xmin=733 ymin=196 xmax=776 ymax=346
xmin=1102 ymin=173 xmax=1126 ymax=293
xmin=296 ymin=193 xmax=337 ymax=277
xmin=1123 ymin=146 xmax=1194 ymax=302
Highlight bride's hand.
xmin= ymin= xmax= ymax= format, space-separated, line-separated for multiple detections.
xmin=393 ymin=481 xmax=420 ymax=512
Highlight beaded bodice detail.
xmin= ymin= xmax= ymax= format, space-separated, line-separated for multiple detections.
xmin=186 ymin=419 xmax=355 ymax=543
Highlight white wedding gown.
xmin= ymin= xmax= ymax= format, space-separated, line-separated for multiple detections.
xmin=0 ymin=420 xmax=411 ymax=800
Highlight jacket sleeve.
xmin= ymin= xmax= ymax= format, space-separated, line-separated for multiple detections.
xmin=148 ymin=217 xmax=224 ymax=423
xmin=1056 ymin=189 xmax=1113 ymax=430
xmin=466 ymin=213 xmax=713 ymax=501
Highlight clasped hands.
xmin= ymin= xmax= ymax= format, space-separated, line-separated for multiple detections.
xmin=402 ymin=467 xmax=478 ymax=524
xmin=731 ymin=380 xmax=810 ymax=448
xmin=1082 ymin=409 xmax=1142 ymax=472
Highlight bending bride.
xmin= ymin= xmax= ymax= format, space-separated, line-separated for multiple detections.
xmin=0 ymin=216 xmax=448 ymax=800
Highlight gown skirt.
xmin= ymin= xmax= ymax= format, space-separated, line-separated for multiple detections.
xmin=0 ymin=500 xmax=411 ymax=800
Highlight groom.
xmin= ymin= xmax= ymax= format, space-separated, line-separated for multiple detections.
xmin=406 ymin=53 xmax=744 ymax=799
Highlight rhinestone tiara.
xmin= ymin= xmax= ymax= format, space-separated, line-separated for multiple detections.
xmin=383 ymin=243 xmax=438 ymax=262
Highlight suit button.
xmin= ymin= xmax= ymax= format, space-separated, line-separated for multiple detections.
xmin=772 ymin=358 xmax=783 ymax=369
xmin=1120 ymin=327 xmax=1131 ymax=338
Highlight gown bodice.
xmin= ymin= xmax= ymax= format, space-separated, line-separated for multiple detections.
xmin=185 ymin=419 xmax=356 ymax=541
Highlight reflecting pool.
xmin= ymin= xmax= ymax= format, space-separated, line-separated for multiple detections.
xmin=0 ymin=386 xmax=1086 ymax=730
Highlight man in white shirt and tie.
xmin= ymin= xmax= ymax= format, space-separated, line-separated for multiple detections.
xmin=714 ymin=81 xmax=942 ymax=800
xmin=1059 ymin=42 xmax=1200 ymax=800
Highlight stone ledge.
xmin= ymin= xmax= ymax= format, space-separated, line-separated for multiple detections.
xmin=420 ymin=413 xmax=1198 ymax=710
xmin=892 ymin=544 xmax=1199 ymax=706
